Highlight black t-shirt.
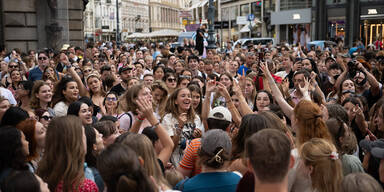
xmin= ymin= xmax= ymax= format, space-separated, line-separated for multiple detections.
xmin=196 ymin=28 xmax=204 ymax=42
xmin=110 ymin=83 xmax=125 ymax=96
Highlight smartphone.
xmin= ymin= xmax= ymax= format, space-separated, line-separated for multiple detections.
xmin=258 ymin=52 xmax=264 ymax=62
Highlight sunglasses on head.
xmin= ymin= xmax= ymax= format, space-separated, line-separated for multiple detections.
xmin=41 ymin=115 xmax=53 ymax=121
xmin=38 ymin=57 xmax=48 ymax=61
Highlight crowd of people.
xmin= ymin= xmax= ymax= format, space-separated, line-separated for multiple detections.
xmin=0 ymin=37 xmax=384 ymax=192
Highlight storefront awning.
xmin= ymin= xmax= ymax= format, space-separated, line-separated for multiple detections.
xmin=271 ymin=8 xmax=311 ymax=25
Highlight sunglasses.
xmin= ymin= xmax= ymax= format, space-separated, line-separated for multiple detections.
xmin=9 ymin=65 xmax=18 ymax=68
xmin=41 ymin=116 xmax=53 ymax=121
xmin=38 ymin=57 xmax=48 ymax=61
xmin=84 ymin=69 xmax=92 ymax=73
xmin=106 ymin=97 xmax=117 ymax=101
xmin=167 ymin=78 xmax=176 ymax=82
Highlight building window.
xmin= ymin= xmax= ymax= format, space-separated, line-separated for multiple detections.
xmin=240 ymin=4 xmax=250 ymax=16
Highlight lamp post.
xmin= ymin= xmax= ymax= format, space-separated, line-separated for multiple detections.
xmin=116 ymin=0 xmax=120 ymax=45
xmin=206 ymin=0 xmax=216 ymax=50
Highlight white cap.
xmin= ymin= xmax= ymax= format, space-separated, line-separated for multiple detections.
xmin=208 ymin=106 xmax=232 ymax=122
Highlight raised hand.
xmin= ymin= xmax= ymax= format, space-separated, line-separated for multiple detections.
xmin=298 ymin=77 xmax=310 ymax=96
xmin=206 ymin=78 xmax=217 ymax=94
xmin=135 ymin=98 xmax=153 ymax=120
xmin=217 ymin=82 xmax=231 ymax=100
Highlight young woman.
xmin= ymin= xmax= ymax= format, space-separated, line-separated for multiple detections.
xmin=42 ymin=66 xmax=59 ymax=83
xmin=118 ymin=95 xmax=173 ymax=189
xmin=67 ymin=101 xmax=93 ymax=126
xmin=162 ymin=87 xmax=204 ymax=164
xmin=177 ymin=75 xmax=190 ymax=89
xmin=97 ymin=143 xmax=157 ymax=192
xmin=230 ymin=114 xmax=268 ymax=174
xmin=104 ymin=91 xmax=119 ymax=117
xmin=84 ymin=125 xmax=105 ymax=191
xmin=30 ymin=80 xmax=54 ymax=116
xmin=8 ymin=70 xmax=23 ymax=97
xmin=243 ymin=77 xmax=256 ymax=110
xmin=151 ymin=80 xmax=168 ymax=119
xmin=188 ymin=84 xmax=202 ymax=117
xmin=15 ymin=81 xmax=34 ymax=115
xmin=34 ymin=108 xmax=52 ymax=129
xmin=300 ymin=138 xmax=343 ymax=192
xmin=85 ymin=73 xmax=106 ymax=115
xmin=174 ymin=60 xmax=185 ymax=75
xmin=118 ymin=84 xmax=153 ymax=132
xmin=0 ymin=97 xmax=11 ymax=122
xmin=253 ymin=90 xmax=273 ymax=112
xmin=0 ymin=126 xmax=29 ymax=184
xmin=52 ymin=77 xmax=79 ymax=116
xmin=16 ymin=119 xmax=46 ymax=172
xmin=153 ymin=65 xmax=165 ymax=81
xmin=37 ymin=116 xmax=98 ymax=192
xmin=211 ymin=73 xmax=233 ymax=108
xmin=164 ymin=73 xmax=177 ymax=94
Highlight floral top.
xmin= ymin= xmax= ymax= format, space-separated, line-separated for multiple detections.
xmin=55 ymin=179 xmax=98 ymax=192
xmin=162 ymin=113 xmax=204 ymax=165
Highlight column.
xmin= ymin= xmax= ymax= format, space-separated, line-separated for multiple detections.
xmin=345 ymin=0 xmax=360 ymax=47
xmin=275 ymin=0 xmax=280 ymax=43
xmin=315 ymin=0 xmax=327 ymax=40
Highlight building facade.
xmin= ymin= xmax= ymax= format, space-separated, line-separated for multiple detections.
xmin=149 ymin=0 xmax=184 ymax=32
xmin=316 ymin=0 xmax=384 ymax=47
xmin=84 ymin=0 xmax=150 ymax=42
xmin=271 ymin=0 xmax=314 ymax=45
xmin=0 ymin=0 xmax=85 ymax=52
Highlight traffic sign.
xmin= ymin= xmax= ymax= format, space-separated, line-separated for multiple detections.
xmin=248 ymin=14 xmax=255 ymax=21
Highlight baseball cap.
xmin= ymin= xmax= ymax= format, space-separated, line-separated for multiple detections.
xmin=208 ymin=106 xmax=232 ymax=122
xmin=201 ymin=129 xmax=232 ymax=156
xmin=118 ymin=65 xmax=134 ymax=74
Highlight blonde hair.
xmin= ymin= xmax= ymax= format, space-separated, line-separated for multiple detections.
xmin=299 ymin=138 xmax=343 ymax=192
xmin=119 ymin=134 xmax=169 ymax=188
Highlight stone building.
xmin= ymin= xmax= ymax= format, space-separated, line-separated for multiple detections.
xmin=0 ymin=0 xmax=86 ymax=52
xmin=149 ymin=0 xmax=184 ymax=32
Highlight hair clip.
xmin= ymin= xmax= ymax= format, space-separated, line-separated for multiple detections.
xmin=330 ymin=151 xmax=339 ymax=160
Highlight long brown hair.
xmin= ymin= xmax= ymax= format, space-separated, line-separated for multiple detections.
xmin=122 ymin=83 xmax=149 ymax=115
xmin=30 ymin=80 xmax=51 ymax=109
xmin=37 ymin=116 xmax=86 ymax=191
xmin=163 ymin=88 xmax=195 ymax=122
xmin=118 ymin=134 xmax=169 ymax=188
xmin=294 ymin=100 xmax=332 ymax=146
xmin=300 ymin=138 xmax=343 ymax=192
xmin=16 ymin=119 xmax=38 ymax=161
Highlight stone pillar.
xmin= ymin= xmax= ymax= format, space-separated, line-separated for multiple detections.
xmin=315 ymin=0 xmax=327 ymax=40
xmin=345 ymin=0 xmax=360 ymax=47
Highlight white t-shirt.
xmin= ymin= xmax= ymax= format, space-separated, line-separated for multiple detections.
xmin=162 ymin=113 xmax=204 ymax=164
xmin=0 ymin=87 xmax=16 ymax=105
xmin=53 ymin=101 xmax=68 ymax=117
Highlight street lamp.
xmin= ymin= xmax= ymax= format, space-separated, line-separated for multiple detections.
xmin=116 ymin=0 xmax=120 ymax=45
xmin=206 ymin=0 xmax=216 ymax=50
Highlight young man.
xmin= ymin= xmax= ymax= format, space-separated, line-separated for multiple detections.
xmin=246 ymin=129 xmax=294 ymax=192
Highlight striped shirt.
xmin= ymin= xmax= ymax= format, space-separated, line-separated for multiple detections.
xmin=179 ymin=138 xmax=202 ymax=176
